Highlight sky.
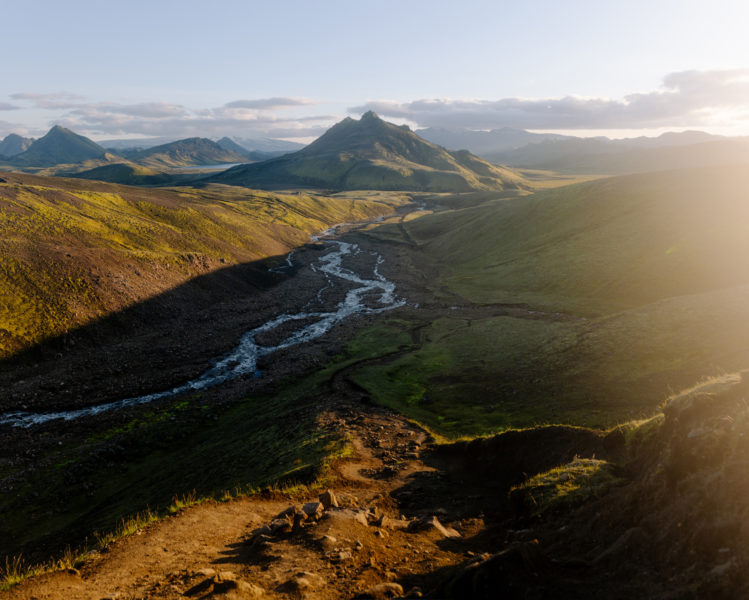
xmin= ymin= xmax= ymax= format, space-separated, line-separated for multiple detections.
xmin=2 ymin=0 xmax=749 ymax=142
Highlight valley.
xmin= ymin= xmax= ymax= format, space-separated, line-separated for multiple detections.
xmin=5 ymin=3 xmax=749 ymax=597
xmin=3 ymin=120 xmax=749 ymax=599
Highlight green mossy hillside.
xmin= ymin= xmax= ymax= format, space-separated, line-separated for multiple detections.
xmin=0 ymin=173 xmax=408 ymax=358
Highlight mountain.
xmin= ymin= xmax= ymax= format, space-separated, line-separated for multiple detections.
xmin=0 ymin=133 xmax=34 ymax=157
xmin=216 ymin=137 xmax=288 ymax=161
xmin=125 ymin=137 xmax=248 ymax=168
xmin=415 ymin=126 xmax=739 ymax=175
xmin=487 ymin=136 xmax=749 ymax=174
xmin=11 ymin=126 xmax=108 ymax=166
xmin=216 ymin=136 xmax=254 ymax=157
xmin=227 ymin=136 xmax=305 ymax=153
xmin=99 ymin=137 xmax=178 ymax=152
xmin=624 ymin=129 xmax=722 ymax=148
xmin=209 ymin=112 xmax=529 ymax=192
xmin=417 ymin=126 xmax=571 ymax=154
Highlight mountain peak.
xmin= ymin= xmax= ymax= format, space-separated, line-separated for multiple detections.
xmin=11 ymin=126 xmax=106 ymax=166
xmin=0 ymin=133 xmax=34 ymax=157
xmin=209 ymin=113 xmax=529 ymax=193
xmin=128 ymin=137 xmax=247 ymax=168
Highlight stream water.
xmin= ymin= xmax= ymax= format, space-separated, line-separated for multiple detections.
xmin=1 ymin=239 xmax=404 ymax=428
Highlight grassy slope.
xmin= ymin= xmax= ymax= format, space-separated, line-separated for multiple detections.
xmin=2 ymin=385 xmax=342 ymax=561
xmin=410 ymin=166 xmax=749 ymax=314
xmin=68 ymin=162 xmax=175 ymax=185
xmin=0 ymin=173 xmax=409 ymax=358
xmin=348 ymin=165 xmax=749 ymax=436
xmin=509 ymin=372 xmax=749 ymax=596
xmin=0 ymin=316 xmax=414 ymax=563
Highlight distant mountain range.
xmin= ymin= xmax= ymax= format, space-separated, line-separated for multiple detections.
xmin=0 ymin=133 xmax=34 ymax=157
xmin=4 ymin=121 xmax=749 ymax=183
xmin=484 ymin=134 xmax=749 ymax=174
xmin=224 ymin=136 xmax=305 ymax=153
xmin=208 ymin=111 xmax=529 ymax=192
xmin=121 ymin=137 xmax=247 ymax=169
xmin=98 ymin=137 xmax=179 ymax=152
xmin=98 ymin=135 xmax=305 ymax=154
xmin=0 ymin=128 xmax=262 ymax=181
xmin=417 ymin=127 xmax=572 ymax=154
xmin=216 ymin=137 xmax=288 ymax=161
xmin=417 ymin=126 xmax=749 ymax=175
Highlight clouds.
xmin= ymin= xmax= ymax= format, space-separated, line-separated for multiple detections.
xmin=224 ymin=97 xmax=315 ymax=110
xmin=350 ymin=69 xmax=749 ymax=130
xmin=10 ymin=92 xmax=86 ymax=109
xmin=3 ymin=69 xmax=749 ymax=140
xmin=5 ymin=94 xmax=333 ymax=140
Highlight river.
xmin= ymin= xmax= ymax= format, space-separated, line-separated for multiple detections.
xmin=0 ymin=238 xmax=404 ymax=428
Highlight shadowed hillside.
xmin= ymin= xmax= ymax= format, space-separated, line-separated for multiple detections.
xmin=0 ymin=172 xmax=409 ymax=359
xmin=69 ymin=163 xmax=176 ymax=185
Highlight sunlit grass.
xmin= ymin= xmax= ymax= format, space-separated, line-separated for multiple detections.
xmin=0 ymin=177 xmax=409 ymax=358
xmin=509 ymin=458 xmax=621 ymax=516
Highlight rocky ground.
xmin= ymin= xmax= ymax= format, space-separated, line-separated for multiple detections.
xmin=3 ymin=405 xmax=491 ymax=599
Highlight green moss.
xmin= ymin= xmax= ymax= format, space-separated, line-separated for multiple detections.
xmin=0 ymin=178 xmax=408 ymax=358
xmin=509 ymin=458 xmax=621 ymax=516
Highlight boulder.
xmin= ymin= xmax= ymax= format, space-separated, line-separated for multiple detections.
xmin=195 ymin=568 xmax=217 ymax=578
xmin=185 ymin=571 xmax=264 ymax=597
xmin=327 ymin=550 xmax=354 ymax=562
xmin=320 ymin=508 xmax=370 ymax=527
xmin=274 ymin=506 xmax=298 ymax=521
xmin=358 ymin=582 xmax=404 ymax=599
xmin=320 ymin=489 xmax=339 ymax=509
xmin=270 ymin=518 xmax=292 ymax=535
xmin=354 ymin=510 xmax=370 ymax=527
xmin=251 ymin=525 xmax=272 ymax=537
xmin=293 ymin=510 xmax=308 ymax=530
xmin=277 ymin=571 xmax=324 ymax=594
xmin=302 ymin=501 xmax=325 ymax=519
xmin=372 ymin=515 xmax=409 ymax=530
xmin=318 ymin=534 xmax=338 ymax=551
xmin=407 ymin=515 xmax=460 ymax=538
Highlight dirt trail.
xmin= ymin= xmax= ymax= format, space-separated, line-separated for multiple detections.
xmin=5 ymin=407 xmax=478 ymax=600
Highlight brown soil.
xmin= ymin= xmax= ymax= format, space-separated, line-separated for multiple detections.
xmin=5 ymin=383 xmax=651 ymax=600
xmin=3 ymin=407 xmax=471 ymax=600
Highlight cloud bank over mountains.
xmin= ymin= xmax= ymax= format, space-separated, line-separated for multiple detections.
xmin=3 ymin=94 xmax=333 ymax=140
xmin=3 ymin=69 xmax=749 ymax=140
xmin=350 ymin=70 xmax=749 ymax=131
